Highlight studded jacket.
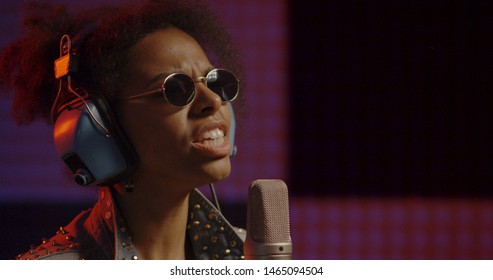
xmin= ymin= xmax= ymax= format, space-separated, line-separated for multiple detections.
xmin=16 ymin=187 xmax=245 ymax=260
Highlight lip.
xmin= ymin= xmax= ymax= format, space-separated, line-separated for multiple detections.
xmin=191 ymin=120 xmax=231 ymax=158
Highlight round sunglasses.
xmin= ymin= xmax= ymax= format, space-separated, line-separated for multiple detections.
xmin=120 ymin=68 xmax=239 ymax=106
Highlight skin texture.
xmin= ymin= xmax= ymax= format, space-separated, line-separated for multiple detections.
xmin=113 ymin=27 xmax=233 ymax=259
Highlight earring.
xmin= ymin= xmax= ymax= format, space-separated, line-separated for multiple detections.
xmin=124 ymin=178 xmax=134 ymax=193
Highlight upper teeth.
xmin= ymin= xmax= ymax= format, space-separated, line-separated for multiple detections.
xmin=202 ymin=128 xmax=224 ymax=140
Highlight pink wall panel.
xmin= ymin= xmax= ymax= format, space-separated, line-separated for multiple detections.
xmin=291 ymin=197 xmax=493 ymax=259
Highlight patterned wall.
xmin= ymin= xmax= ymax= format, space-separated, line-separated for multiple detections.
xmin=288 ymin=0 xmax=493 ymax=259
xmin=291 ymin=197 xmax=493 ymax=259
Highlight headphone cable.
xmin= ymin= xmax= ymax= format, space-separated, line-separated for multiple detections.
xmin=208 ymin=183 xmax=222 ymax=213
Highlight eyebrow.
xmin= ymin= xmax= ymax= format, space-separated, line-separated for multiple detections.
xmin=144 ymin=67 xmax=216 ymax=89
xmin=144 ymin=72 xmax=171 ymax=90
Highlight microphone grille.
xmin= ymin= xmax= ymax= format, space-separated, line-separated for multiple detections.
xmin=248 ymin=180 xmax=291 ymax=243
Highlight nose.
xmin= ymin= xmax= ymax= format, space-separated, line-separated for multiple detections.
xmin=190 ymin=82 xmax=223 ymax=116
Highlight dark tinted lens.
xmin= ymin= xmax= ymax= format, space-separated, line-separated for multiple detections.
xmin=206 ymin=69 xmax=239 ymax=101
xmin=163 ymin=73 xmax=195 ymax=106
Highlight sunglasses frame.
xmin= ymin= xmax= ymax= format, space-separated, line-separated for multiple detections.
xmin=120 ymin=68 xmax=239 ymax=107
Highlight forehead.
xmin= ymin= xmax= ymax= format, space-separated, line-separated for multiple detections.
xmin=125 ymin=27 xmax=212 ymax=74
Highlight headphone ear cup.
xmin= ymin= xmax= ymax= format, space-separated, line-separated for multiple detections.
xmin=53 ymin=95 xmax=137 ymax=186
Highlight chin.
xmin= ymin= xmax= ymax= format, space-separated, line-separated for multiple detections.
xmin=200 ymin=157 xmax=231 ymax=183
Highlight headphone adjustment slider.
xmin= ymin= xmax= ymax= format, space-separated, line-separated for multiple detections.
xmin=54 ymin=53 xmax=79 ymax=80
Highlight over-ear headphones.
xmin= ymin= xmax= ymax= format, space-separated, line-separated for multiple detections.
xmin=53 ymin=94 xmax=138 ymax=186
xmin=51 ymin=29 xmax=237 ymax=187
xmin=52 ymin=31 xmax=137 ymax=186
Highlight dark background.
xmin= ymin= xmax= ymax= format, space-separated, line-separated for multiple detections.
xmin=289 ymin=0 xmax=492 ymax=197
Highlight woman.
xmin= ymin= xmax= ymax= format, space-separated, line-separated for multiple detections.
xmin=0 ymin=0 xmax=244 ymax=260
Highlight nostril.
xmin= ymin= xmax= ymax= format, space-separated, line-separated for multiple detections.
xmin=200 ymin=106 xmax=215 ymax=115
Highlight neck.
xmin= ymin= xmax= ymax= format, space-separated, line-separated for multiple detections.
xmin=114 ymin=180 xmax=194 ymax=260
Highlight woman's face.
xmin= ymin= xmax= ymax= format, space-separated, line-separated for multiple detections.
xmin=117 ymin=27 xmax=233 ymax=190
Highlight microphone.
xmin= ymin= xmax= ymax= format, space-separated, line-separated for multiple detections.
xmin=244 ymin=179 xmax=292 ymax=260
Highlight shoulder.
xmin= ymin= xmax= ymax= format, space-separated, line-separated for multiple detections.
xmin=16 ymin=226 xmax=83 ymax=260
xmin=16 ymin=208 xmax=106 ymax=260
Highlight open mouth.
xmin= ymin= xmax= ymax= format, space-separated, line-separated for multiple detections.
xmin=192 ymin=125 xmax=231 ymax=157
xmin=198 ymin=128 xmax=225 ymax=147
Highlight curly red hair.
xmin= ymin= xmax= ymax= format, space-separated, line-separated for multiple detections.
xmin=0 ymin=0 xmax=242 ymax=125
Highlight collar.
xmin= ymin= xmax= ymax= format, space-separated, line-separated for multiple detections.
xmin=96 ymin=187 xmax=245 ymax=260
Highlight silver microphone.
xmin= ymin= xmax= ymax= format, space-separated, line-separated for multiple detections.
xmin=244 ymin=179 xmax=292 ymax=260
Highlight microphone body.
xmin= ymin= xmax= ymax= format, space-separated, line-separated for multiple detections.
xmin=244 ymin=179 xmax=292 ymax=260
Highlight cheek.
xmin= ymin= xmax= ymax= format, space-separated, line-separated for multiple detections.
xmin=117 ymin=105 xmax=189 ymax=161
